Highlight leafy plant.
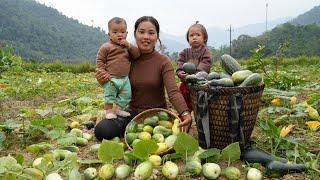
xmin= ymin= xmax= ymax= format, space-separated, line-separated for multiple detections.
xmin=198 ymin=142 xmax=241 ymax=166
xmin=221 ymin=142 xmax=241 ymax=166
xmin=250 ymin=44 xmax=303 ymax=90
xmin=0 ymin=45 xmax=14 ymax=76
xmin=259 ymin=119 xmax=301 ymax=156
xmin=162 ymin=133 xmax=199 ymax=162
xmin=173 ymin=133 xmax=199 ymax=157
xmin=98 ymin=140 xmax=124 ymax=163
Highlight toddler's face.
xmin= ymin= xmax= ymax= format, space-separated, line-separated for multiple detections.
xmin=108 ymin=22 xmax=128 ymax=45
xmin=188 ymin=26 xmax=205 ymax=49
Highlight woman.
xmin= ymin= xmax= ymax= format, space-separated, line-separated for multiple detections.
xmin=95 ymin=16 xmax=192 ymax=140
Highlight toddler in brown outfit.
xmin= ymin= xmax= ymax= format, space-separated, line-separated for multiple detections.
xmin=96 ymin=17 xmax=140 ymax=119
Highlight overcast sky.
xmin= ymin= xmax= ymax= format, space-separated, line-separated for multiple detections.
xmin=35 ymin=0 xmax=320 ymax=37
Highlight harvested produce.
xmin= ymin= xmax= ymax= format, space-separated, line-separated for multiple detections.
xmin=134 ymin=161 xmax=153 ymax=180
xmin=98 ymin=164 xmax=115 ymax=179
xmin=45 ymin=173 xmax=63 ymax=180
xmin=185 ymin=160 xmax=202 ymax=176
xmin=162 ymin=161 xmax=179 ymax=179
xmin=241 ymin=148 xmax=287 ymax=166
xmin=202 ymin=163 xmax=221 ymax=179
xmin=148 ymin=155 xmax=162 ymax=166
xmin=84 ymin=167 xmax=97 ymax=180
xmin=221 ymin=54 xmax=242 ymax=75
xmin=247 ymin=168 xmax=262 ymax=180
xmin=182 ymin=62 xmax=197 ymax=74
xmin=223 ymin=166 xmax=241 ymax=180
xmin=115 ymin=164 xmax=132 ymax=179
xmin=265 ymin=161 xmax=306 ymax=177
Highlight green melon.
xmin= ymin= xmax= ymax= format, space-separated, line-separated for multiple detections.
xmin=182 ymin=63 xmax=197 ymax=74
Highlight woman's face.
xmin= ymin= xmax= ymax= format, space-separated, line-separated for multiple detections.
xmin=135 ymin=21 xmax=158 ymax=54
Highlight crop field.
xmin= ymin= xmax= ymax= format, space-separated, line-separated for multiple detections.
xmin=0 ymin=55 xmax=319 ymax=179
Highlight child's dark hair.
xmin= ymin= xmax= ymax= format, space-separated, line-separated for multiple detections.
xmin=134 ymin=16 xmax=163 ymax=50
xmin=108 ymin=17 xmax=127 ymax=30
xmin=186 ymin=21 xmax=208 ymax=45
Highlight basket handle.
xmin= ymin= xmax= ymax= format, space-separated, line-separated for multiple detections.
xmin=196 ymin=91 xmax=213 ymax=149
xmin=229 ymin=94 xmax=246 ymax=149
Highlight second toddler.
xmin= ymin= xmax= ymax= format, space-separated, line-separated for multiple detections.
xmin=176 ymin=21 xmax=213 ymax=110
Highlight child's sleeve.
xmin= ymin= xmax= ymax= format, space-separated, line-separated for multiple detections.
xmin=197 ymin=48 xmax=213 ymax=73
xmin=96 ymin=44 xmax=109 ymax=72
xmin=176 ymin=49 xmax=187 ymax=73
xmin=128 ymin=43 xmax=141 ymax=60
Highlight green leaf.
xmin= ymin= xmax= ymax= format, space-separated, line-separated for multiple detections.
xmin=162 ymin=152 xmax=183 ymax=161
xmin=173 ymin=133 xmax=199 ymax=156
xmin=4 ymin=119 xmax=19 ymax=129
xmin=132 ymin=140 xmax=158 ymax=161
xmin=98 ymin=140 xmax=124 ymax=163
xmin=0 ymin=156 xmax=22 ymax=173
xmin=47 ymin=129 xmax=65 ymax=140
xmin=35 ymin=108 xmax=52 ymax=117
xmin=198 ymin=148 xmax=221 ymax=162
xmin=125 ymin=151 xmax=142 ymax=161
xmin=15 ymin=154 xmax=24 ymax=166
xmin=0 ymin=132 xmax=5 ymax=150
xmin=26 ymin=142 xmax=53 ymax=154
xmin=50 ymin=115 xmax=66 ymax=128
xmin=221 ymin=142 xmax=241 ymax=162
xmin=30 ymin=118 xmax=51 ymax=126
xmin=57 ymin=136 xmax=77 ymax=146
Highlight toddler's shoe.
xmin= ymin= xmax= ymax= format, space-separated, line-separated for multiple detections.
xmin=106 ymin=110 xmax=117 ymax=119
xmin=115 ymin=108 xmax=131 ymax=117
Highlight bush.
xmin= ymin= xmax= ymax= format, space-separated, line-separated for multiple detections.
xmin=23 ymin=60 xmax=95 ymax=73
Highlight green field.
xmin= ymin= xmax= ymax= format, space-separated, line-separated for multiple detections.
xmin=0 ymin=55 xmax=319 ymax=179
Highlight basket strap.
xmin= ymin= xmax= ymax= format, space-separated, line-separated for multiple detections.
xmin=228 ymin=94 xmax=246 ymax=149
xmin=196 ymin=91 xmax=212 ymax=148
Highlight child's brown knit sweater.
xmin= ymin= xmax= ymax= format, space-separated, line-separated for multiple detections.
xmin=176 ymin=46 xmax=212 ymax=74
xmin=96 ymin=41 xmax=140 ymax=77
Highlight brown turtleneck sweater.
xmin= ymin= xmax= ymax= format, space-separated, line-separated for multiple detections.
xmin=176 ymin=46 xmax=212 ymax=73
xmin=96 ymin=41 xmax=140 ymax=77
xmin=129 ymin=51 xmax=189 ymax=114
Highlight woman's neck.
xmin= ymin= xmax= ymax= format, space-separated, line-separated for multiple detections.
xmin=140 ymin=49 xmax=155 ymax=54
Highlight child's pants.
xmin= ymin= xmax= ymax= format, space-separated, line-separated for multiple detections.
xmin=179 ymin=82 xmax=193 ymax=111
xmin=103 ymin=76 xmax=131 ymax=108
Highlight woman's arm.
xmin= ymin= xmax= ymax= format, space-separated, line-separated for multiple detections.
xmin=162 ymin=58 xmax=189 ymax=114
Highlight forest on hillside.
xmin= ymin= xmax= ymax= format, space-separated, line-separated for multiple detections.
xmin=0 ymin=0 xmax=107 ymax=62
xmin=207 ymin=23 xmax=320 ymax=60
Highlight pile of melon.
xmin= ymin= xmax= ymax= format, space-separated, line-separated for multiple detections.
xmin=184 ymin=54 xmax=263 ymax=87
xmin=124 ymin=111 xmax=180 ymax=155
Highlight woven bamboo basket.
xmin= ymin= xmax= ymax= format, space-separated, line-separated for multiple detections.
xmin=124 ymin=108 xmax=181 ymax=155
xmin=189 ymin=84 xmax=265 ymax=149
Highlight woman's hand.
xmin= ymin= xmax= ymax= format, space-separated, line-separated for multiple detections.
xmin=177 ymin=71 xmax=188 ymax=82
xmin=178 ymin=111 xmax=192 ymax=133
xmin=95 ymin=69 xmax=110 ymax=86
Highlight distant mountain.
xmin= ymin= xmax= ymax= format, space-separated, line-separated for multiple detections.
xmin=290 ymin=5 xmax=320 ymax=25
xmin=160 ymin=31 xmax=187 ymax=53
xmin=0 ymin=0 xmax=106 ymax=62
xmin=161 ymin=17 xmax=290 ymax=53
